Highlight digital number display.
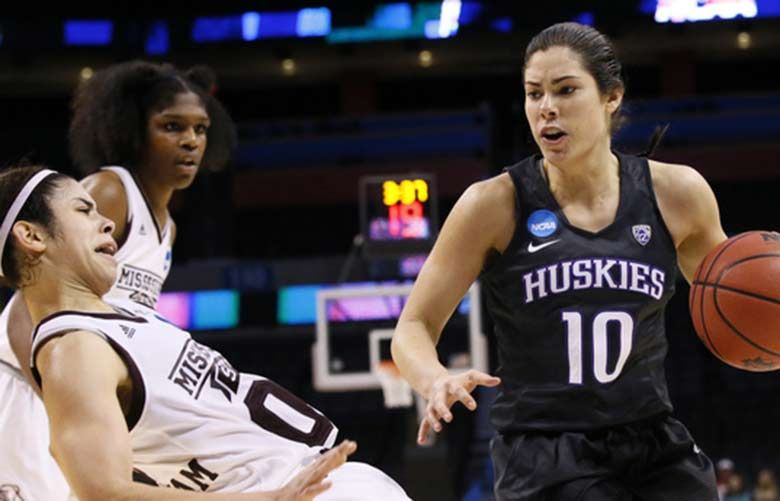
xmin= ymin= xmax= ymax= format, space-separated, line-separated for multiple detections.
xmin=370 ymin=179 xmax=431 ymax=240
xmin=359 ymin=174 xmax=438 ymax=258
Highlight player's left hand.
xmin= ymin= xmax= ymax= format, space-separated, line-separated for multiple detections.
xmin=418 ymin=369 xmax=500 ymax=445
xmin=273 ymin=440 xmax=357 ymax=500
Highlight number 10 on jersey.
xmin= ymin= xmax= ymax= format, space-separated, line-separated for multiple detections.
xmin=562 ymin=311 xmax=634 ymax=384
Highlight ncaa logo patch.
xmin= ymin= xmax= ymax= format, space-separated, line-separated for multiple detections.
xmin=163 ymin=250 xmax=172 ymax=272
xmin=527 ymin=210 xmax=559 ymax=238
xmin=632 ymin=224 xmax=652 ymax=246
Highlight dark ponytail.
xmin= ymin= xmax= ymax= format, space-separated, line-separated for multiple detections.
xmin=640 ymin=123 xmax=670 ymax=158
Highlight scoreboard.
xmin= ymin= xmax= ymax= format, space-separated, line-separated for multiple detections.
xmin=359 ymin=174 xmax=439 ymax=258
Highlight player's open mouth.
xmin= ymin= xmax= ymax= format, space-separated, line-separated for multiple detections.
xmin=541 ymin=127 xmax=567 ymax=144
xmin=95 ymin=242 xmax=117 ymax=256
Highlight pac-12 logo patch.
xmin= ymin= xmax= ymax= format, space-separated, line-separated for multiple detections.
xmin=527 ymin=210 xmax=559 ymax=238
xmin=632 ymin=224 xmax=652 ymax=246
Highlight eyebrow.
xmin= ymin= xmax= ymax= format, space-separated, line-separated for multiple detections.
xmin=525 ymin=75 xmax=581 ymax=86
xmin=159 ymin=112 xmax=210 ymax=122
xmin=75 ymin=197 xmax=95 ymax=210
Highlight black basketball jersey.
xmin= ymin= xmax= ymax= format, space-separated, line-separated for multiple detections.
xmin=481 ymin=151 xmax=677 ymax=432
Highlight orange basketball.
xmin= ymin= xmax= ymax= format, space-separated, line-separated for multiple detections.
xmin=690 ymin=231 xmax=780 ymax=372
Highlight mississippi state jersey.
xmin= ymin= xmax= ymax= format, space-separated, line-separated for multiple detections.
xmin=0 ymin=167 xmax=171 ymax=366
xmin=31 ymin=304 xmax=338 ymax=493
xmin=0 ymin=360 xmax=70 ymax=501
xmin=481 ymin=152 xmax=677 ymax=432
xmin=0 ymin=304 xmax=16 ymax=367
xmin=102 ymin=166 xmax=173 ymax=309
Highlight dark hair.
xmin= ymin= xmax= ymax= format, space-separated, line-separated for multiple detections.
xmin=68 ymin=60 xmax=237 ymax=175
xmin=524 ymin=22 xmax=626 ymax=135
xmin=0 ymin=165 xmax=68 ymax=287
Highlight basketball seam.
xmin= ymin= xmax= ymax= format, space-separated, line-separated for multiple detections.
xmin=706 ymin=283 xmax=780 ymax=306
xmin=713 ymin=252 xmax=780 ymax=360
xmin=696 ymin=283 xmax=723 ymax=359
xmin=699 ymin=232 xmax=752 ymax=283
xmin=713 ymin=286 xmax=780 ymax=357
xmin=717 ymin=253 xmax=780 ymax=281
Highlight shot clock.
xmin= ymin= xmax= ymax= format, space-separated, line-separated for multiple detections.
xmin=359 ymin=174 xmax=439 ymax=258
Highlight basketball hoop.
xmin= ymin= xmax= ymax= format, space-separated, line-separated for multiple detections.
xmin=373 ymin=360 xmax=436 ymax=446
xmin=373 ymin=361 xmax=413 ymax=408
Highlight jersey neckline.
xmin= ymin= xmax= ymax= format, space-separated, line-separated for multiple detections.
xmin=101 ymin=166 xmax=171 ymax=245
xmin=533 ymin=151 xmax=627 ymax=238
xmin=33 ymin=308 xmax=149 ymax=343
xmin=128 ymin=170 xmax=171 ymax=245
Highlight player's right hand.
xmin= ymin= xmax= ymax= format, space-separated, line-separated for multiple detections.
xmin=273 ymin=440 xmax=357 ymax=500
xmin=418 ymin=369 xmax=501 ymax=445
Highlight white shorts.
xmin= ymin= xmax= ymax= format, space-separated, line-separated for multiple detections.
xmin=317 ymin=462 xmax=411 ymax=501
xmin=0 ymin=361 xmax=70 ymax=501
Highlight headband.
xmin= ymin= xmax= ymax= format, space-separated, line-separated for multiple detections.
xmin=0 ymin=169 xmax=58 ymax=277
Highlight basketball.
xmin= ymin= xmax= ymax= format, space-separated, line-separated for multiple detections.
xmin=690 ymin=231 xmax=780 ymax=372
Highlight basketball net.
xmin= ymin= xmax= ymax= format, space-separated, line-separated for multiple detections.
xmin=373 ymin=360 xmax=437 ymax=446
xmin=373 ymin=360 xmax=414 ymax=408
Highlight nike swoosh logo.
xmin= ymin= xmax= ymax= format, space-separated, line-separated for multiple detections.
xmin=527 ymin=239 xmax=561 ymax=253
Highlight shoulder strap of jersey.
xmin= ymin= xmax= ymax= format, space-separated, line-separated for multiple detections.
xmin=504 ymin=156 xmax=532 ymax=198
xmin=31 ymin=311 xmax=148 ymax=365
xmin=101 ymin=166 xmax=172 ymax=243
xmin=613 ymin=150 xmax=678 ymax=264
xmin=481 ymin=155 xmax=543 ymax=276
xmin=504 ymin=154 xmax=551 ymax=211
xmin=30 ymin=310 xmax=148 ymax=429
xmin=615 ymin=151 xmax=656 ymax=210
xmin=101 ymin=166 xmax=141 ymax=226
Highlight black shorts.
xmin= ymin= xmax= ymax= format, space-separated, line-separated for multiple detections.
xmin=490 ymin=415 xmax=717 ymax=501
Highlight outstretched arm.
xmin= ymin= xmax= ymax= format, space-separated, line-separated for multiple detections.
xmin=37 ymin=331 xmax=354 ymax=501
xmin=392 ymin=176 xmax=513 ymax=443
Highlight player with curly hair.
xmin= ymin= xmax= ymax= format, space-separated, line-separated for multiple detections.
xmin=0 ymin=60 xmax=236 ymax=500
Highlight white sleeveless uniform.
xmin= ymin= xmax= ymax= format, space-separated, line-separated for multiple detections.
xmin=0 ymin=355 xmax=70 ymax=501
xmin=0 ymin=166 xmax=172 ymax=500
xmin=31 ymin=305 xmax=410 ymax=499
xmin=101 ymin=166 xmax=173 ymax=310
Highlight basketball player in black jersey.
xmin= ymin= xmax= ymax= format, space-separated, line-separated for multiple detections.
xmin=393 ymin=22 xmax=727 ymax=500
